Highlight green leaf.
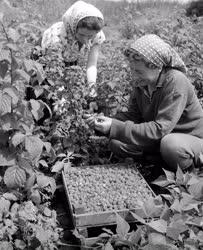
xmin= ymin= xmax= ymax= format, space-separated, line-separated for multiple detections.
xmin=3 ymin=192 xmax=18 ymax=201
xmin=127 ymin=227 xmax=142 ymax=244
xmin=0 ymin=50 xmax=11 ymax=63
xmin=104 ymin=242 xmax=114 ymax=250
xmin=0 ymin=12 xmax=4 ymax=23
xmin=3 ymin=87 xmax=19 ymax=105
xmin=176 ymin=166 xmax=184 ymax=185
xmin=188 ymin=180 xmax=203 ymax=200
xmin=197 ymin=231 xmax=203 ymax=243
xmin=166 ymin=226 xmax=181 ymax=241
xmin=167 ymin=219 xmax=188 ymax=240
xmin=4 ymin=165 xmax=26 ymax=189
xmin=37 ymin=175 xmax=56 ymax=194
xmin=30 ymin=99 xmax=45 ymax=121
xmin=152 ymin=176 xmax=172 ymax=187
xmin=180 ymin=192 xmax=199 ymax=211
xmin=14 ymin=239 xmax=26 ymax=250
xmin=170 ymin=199 xmax=181 ymax=213
xmin=43 ymin=207 xmax=52 ymax=217
xmin=51 ymin=161 xmax=64 ymax=173
xmin=18 ymin=201 xmax=37 ymax=222
xmin=0 ymin=60 xmax=9 ymax=79
xmin=148 ymin=232 xmax=167 ymax=245
xmin=142 ymin=243 xmax=178 ymax=250
xmin=34 ymin=61 xmax=45 ymax=84
xmin=116 ymin=213 xmax=130 ymax=239
xmin=107 ymin=81 xmax=116 ymax=90
xmin=25 ymin=135 xmax=44 ymax=160
xmin=6 ymin=43 xmax=19 ymax=51
xmin=0 ymin=129 xmax=10 ymax=146
xmin=0 ymin=148 xmax=15 ymax=166
xmin=163 ymin=169 xmax=175 ymax=183
xmin=43 ymin=141 xmax=52 ymax=153
xmin=25 ymin=173 xmax=36 ymax=191
xmin=0 ymin=113 xmax=17 ymax=130
xmin=30 ymin=189 xmax=41 ymax=205
xmin=142 ymin=196 xmax=163 ymax=217
xmin=38 ymin=159 xmax=48 ymax=168
xmin=34 ymin=87 xmax=44 ymax=98
xmin=198 ymin=153 xmax=203 ymax=165
xmin=0 ymin=242 xmax=13 ymax=250
xmin=0 ymin=91 xmax=12 ymax=115
xmin=23 ymin=59 xmax=34 ymax=73
xmin=147 ymin=219 xmax=167 ymax=233
xmin=131 ymin=211 xmax=146 ymax=224
xmin=63 ymin=161 xmax=72 ymax=173
xmin=186 ymin=216 xmax=203 ymax=227
xmin=187 ymin=174 xmax=200 ymax=185
xmin=18 ymin=157 xmax=33 ymax=175
xmin=8 ymin=28 xmax=20 ymax=42
xmin=11 ymin=55 xmax=19 ymax=71
xmin=160 ymin=203 xmax=171 ymax=221
xmin=14 ymin=69 xmax=30 ymax=82
xmin=0 ymin=197 xmax=11 ymax=216
xmin=11 ymin=132 xmax=26 ymax=147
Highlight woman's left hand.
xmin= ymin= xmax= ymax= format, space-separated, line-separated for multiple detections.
xmin=88 ymin=83 xmax=98 ymax=98
xmin=94 ymin=116 xmax=112 ymax=135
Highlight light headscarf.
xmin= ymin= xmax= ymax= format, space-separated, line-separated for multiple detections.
xmin=62 ymin=1 xmax=104 ymax=35
xmin=127 ymin=34 xmax=187 ymax=73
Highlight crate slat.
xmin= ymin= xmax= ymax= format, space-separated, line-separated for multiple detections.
xmin=74 ymin=207 xmax=162 ymax=228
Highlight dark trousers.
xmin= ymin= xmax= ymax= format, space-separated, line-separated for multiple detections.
xmin=109 ymin=133 xmax=203 ymax=171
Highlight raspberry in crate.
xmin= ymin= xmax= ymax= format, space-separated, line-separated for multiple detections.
xmin=62 ymin=163 xmax=159 ymax=231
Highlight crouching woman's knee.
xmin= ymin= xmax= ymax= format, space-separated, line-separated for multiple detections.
xmin=160 ymin=133 xmax=193 ymax=171
xmin=160 ymin=134 xmax=184 ymax=171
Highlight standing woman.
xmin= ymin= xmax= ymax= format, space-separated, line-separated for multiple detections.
xmin=41 ymin=0 xmax=105 ymax=97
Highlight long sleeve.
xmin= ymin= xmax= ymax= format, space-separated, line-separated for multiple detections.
xmin=114 ymin=91 xmax=143 ymax=123
xmin=110 ymin=71 xmax=195 ymax=148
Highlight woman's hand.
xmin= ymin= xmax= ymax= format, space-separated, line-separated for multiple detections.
xmin=88 ymin=84 xmax=97 ymax=98
xmin=83 ymin=113 xmax=96 ymax=129
xmin=94 ymin=116 xmax=112 ymax=135
xmin=83 ymin=113 xmax=112 ymax=135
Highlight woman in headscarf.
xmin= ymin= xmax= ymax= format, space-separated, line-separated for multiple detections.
xmin=41 ymin=0 xmax=105 ymax=97
xmin=85 ymin=34 xmax=203 ymax=171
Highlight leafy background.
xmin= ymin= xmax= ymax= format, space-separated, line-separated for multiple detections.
xmin=0 ymin=0 xmax=203 ymax=249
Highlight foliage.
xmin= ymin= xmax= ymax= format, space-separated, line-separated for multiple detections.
xmin=72 ymin=167 xmax=203 ymax=250
xmin=0 ymin=196 xmax=63 ymax=249
xmin=0 ymin=0 xmax=203 ymax=248
xmin=119 ymin=5 xmax=203 ymax=102
xmin=0 ymin=6 xmax=61 ymax=248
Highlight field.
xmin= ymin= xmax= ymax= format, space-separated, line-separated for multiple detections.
xmin=0 ymin=0 xmax=203 ymax=249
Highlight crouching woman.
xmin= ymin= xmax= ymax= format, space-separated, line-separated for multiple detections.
xmin=85 ymin=34 xmax=203 ymax=171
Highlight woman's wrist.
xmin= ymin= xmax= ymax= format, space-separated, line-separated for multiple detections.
xmin=88 ymin=81 xmax=96 ymax=87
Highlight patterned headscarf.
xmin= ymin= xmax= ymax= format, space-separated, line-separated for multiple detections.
xmin=126 ymin=34 xmax=187 ymax=73
xmin=62 ymin=1 xmax=104 ymax=35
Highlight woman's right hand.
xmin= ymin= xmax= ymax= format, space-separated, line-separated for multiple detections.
xmin=83 ymin=112 xmax=104 ymax=129
xmin=83 ymin=113 xmax=96 ymax=129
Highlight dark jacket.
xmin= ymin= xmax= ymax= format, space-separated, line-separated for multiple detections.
xmin=110 ymin=69 xmax=203 ymax=149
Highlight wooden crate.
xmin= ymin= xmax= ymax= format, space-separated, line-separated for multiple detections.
xmin=62 ymin=163 xmax=159 ymax=231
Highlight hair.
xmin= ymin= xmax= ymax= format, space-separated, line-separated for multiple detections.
xmin=77 ymin=16 xmax=104 ymax=32
xmin=124 ymin=48 xmax=159 ymax=70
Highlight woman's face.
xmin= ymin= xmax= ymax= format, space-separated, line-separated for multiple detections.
xmin=127 ymin=56 xmax=161 ymax=87
xmin=75 ymin=28 xmax=97 ymax=44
